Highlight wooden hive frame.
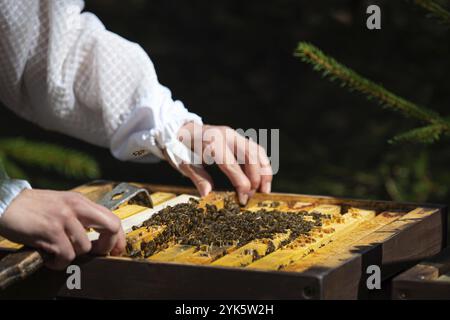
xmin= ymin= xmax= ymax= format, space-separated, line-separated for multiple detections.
xmin=0 ymin=181 xmax=447 ymax=300
xmin=392 ymin=246 xmax=450 ymax=299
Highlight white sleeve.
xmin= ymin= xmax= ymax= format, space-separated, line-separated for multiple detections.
xmin=0 ymin=168 xmax=31 ymax=218
xmin=0 ymin=0 xmax=202 ymax=166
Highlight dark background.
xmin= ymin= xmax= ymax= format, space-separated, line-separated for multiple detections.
xmin=1 ymin=0 xmax=449 ymax=205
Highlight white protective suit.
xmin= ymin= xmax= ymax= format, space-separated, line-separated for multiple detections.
xmin=0 ymin=0 xmax=202 ymax=216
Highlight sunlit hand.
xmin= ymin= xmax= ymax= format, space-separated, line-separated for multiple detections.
xmin=0 ymin=189 xmax=126 ymax=270
xmin=175 ymin=122 xmax=273 ymax=205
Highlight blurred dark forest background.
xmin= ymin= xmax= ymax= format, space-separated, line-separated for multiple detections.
xmin=0 ymin=0 xmax=449 ymax=205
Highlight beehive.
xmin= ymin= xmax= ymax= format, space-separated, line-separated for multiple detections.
xmin=0 ymin=181 xmax=446 ymax=300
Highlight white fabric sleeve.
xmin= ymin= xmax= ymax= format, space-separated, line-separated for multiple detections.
xmin=0 ymin=179 xmax=32 ymax=218
xmin=0 ymin=166 xmax=31 ymax=218
xmin=0 ymin=0 xmax=202 ymax=167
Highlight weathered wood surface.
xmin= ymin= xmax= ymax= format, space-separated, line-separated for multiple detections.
xmin=0 ymin=250 xmax=44 ymax=290
xmin=0 ymin=184 xmax=181 ymax=290
xmin=392 ymin=246 xmax=450 ymax=299
xmin=294 ymin=207 xmax=443 ymax=299
xmin=246 ymin=209 xmax=375 ymax=271
xmin=0 ymin=181 xmax=446 ymax=299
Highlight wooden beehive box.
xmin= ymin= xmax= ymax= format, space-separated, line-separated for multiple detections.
xmin=392 ymin=246 xmax=450 ymax=299
xmin=0 ymin=181 xmax=447 ymax=300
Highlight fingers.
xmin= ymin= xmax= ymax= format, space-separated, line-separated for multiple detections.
xmin=258 ymin=145 xmax=273 ymax=194
xmin=178 ymin=163 xmax=214 ymax=196
xmin=74 ymin=198 xmax=121 ymax=235
xmin=66 ymin=193 xmax=125 ymax=256
xmin=65 ymin=217 xmax=92 ymax=255
xmin=232 ymin=130 xmax=273 ymax=195
xmin=234 ymin=134 xmax=262 ymax=193
xmin=91 ymin=231 xmax=119 ymax=255
xmin=110 ymin=227 xmax=126 ymax=256
xmin=213 ymin=142 xmax=252 ymax=205
xmin=76 ymin=200 xmax=125 ymax=255
xmin=200 ymin=126 xmax=273 ymax=204
xmin=43 ymin=234 xmax=76 ymax=271
xmin=177 ymin=124 xmax=274 ymax=201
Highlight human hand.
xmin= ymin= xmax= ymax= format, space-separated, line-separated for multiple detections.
xmin=0 ymin=189 xmax=125 ymax=270
xmin=175 ymin=122 xmax=273 ymax=205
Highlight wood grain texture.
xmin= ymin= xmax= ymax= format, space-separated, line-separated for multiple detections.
xmin=0 ymin=251 xmax=44 ymax=290
xmin=246 ymin=209 xmax=374 ymax=271
xmin=314 ymin=207 xmax=444 ymax=299
xmin=0 ymin=181 xmax=446 ymax=299
xmin=285 ymin=211 xmax=405 ymax=273
xmin=0 ymin=182 xmax=173 ymax=290
xmin=392 ymin=246 xmax=450 ymax=299
xmin=162 ymin=196 xmax=316 ymax=266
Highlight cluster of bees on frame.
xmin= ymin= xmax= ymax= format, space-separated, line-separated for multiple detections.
xmin=126 ymin=196 xmax=332 ymax=259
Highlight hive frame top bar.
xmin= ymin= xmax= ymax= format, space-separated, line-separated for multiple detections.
xmin=78 ymin=180 xmax=447 ymax=212
xmin=0 ymin=180 xmax=446 ymax=300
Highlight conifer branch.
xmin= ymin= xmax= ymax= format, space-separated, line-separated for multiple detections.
xmin=0 ymin=157 xmax=28 ymax=180
xmin=0 ymin=138 xmax=100 ymax=179
xmin=295 ymin=42 xmax=450 ymax=143
xmin=389 ymin=124 xmax=448 ymax=144
xmin=414 ymin=0 xmax=450 ymax=24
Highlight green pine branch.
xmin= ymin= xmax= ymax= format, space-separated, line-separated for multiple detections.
xmin=0 ymin=138 xmax=100 ymax=179
xmin=3 ymin=159 xmax=29 ymax=180
xmin=413 ymin=0 xmax=450 ymax=24
xmin=390 ymin=124 xmax=449 ymax=144
xmin=295 ymin=42 xmax=450 ymax=143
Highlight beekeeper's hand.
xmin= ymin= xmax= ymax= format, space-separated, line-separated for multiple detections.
xmin=176 ymin=122 xmax=273 ymax=205
xmin=0 ymin=189 xmax=126 ymax=270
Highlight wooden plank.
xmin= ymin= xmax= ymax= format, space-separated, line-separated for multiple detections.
xmin=168 ymin=245 xmax=232 ymax=265
xmin=133 ymin=182 xmax=199 ymax=196
xmin=197 ymin=192 xmax=232 ymax=209
xmin=112 ymin=192 xmax=177 ymax=220
xmin=88 ymin=194 xmax=197 ymax=241
xmin=392 ymin=246 xmax=450 ymax=299
xmin=361 ymin=207 xmax=443 ymax=277
xmin=113 ymin=204 xmax=147 ymax=220
xmin=317 ymin=207 xmax=443 ymax=299
xmin=73 ymin=181 xmax=114 ymax=201
xmin=125 ymin=193 xmax=198 ymax=259
xmin=284 ymin=211 xmax=405 ymax=272
xmin=246 ymin=209 xmax=375 ymax=270
xmin=210 ymin=204 xmax=341 ymax=268
xmin=437 ymin=273 xmax=450 ymax=282
xmin=149 ymin=193 xmax=243 ymax=264
xmin=0 ymin=239 xmax=23 ymax=250
xmin=126 ymin=226 xmax=165 ymax=255
xmin=168 ymin=198 xmax=292 ymax=265
xmin=169 ymin=202 xmax=334 ymax=266
xmin=147 ymin=245 xmax=198 ymax=262
xmin=394 ymin=280 xmax=450 ymax=300
xmin=150 ymin=192 xmax=177 ymax=205
xmin=72 ymin=182 xmax=446 ymax=213
xmin=55 ymin=256 xmax=320 ymax=300
xmin=1 ymin=181 xmax=445 ymax=300
xmin=210 ymin=233 xmax=291 ymax=267
xmin=120 ymin=194 xmax=198 ymax=232
xmin=244 ymin=192 xmax=439 ymax=213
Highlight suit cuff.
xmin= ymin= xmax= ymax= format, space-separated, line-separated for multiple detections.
xmin=0 ymin=179 xmax=32 ymax=218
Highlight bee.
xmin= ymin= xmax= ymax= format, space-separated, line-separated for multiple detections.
xmin=127 ymin=194 xmax=328 ymax=261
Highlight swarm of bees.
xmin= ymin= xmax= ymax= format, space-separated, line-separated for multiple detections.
xmin=127 ymin=196 xmax=331 ymax=258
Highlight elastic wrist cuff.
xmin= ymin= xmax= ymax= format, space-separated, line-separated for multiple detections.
xmin=0 ymin=179 xmax=32 ymax=218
